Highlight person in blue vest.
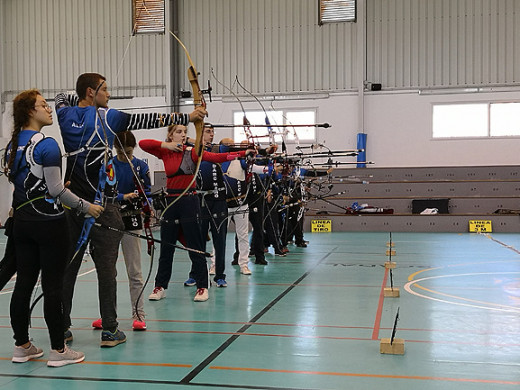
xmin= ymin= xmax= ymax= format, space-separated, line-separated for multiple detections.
xmin=90 ymin=131 xmax=151 ymax=331
xmin=3 ymin=89 xmax=103 ymax=367
xmin=55 ymin=72 xmax=206 ymax=347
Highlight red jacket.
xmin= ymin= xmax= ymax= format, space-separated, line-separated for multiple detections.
xmin=139 ymin=139 xmax=245 ymax=193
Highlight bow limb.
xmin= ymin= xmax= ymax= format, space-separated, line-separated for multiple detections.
xmin=210 ymin=69 xmax=255 ymax=147
xmin=138 ymin=2 xmax=206 ymax=215
xmin=235 ymin=76 xmax=276 ymax=146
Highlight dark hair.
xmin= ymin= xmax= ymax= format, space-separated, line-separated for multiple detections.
xmin=76 ymin=72 xmax=106 ymax=100
xmin=3 ymin=89 xmax=40 ymax=181
xmin=115 ymin=131 xmax=136 ymax=149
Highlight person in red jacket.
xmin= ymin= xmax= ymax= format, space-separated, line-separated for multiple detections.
xmin=140 ymin=124 xmax=254 ymax=302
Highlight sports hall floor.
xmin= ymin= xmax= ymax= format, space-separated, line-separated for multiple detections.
xmin=0 ymin=231 xmax=519 ymax=389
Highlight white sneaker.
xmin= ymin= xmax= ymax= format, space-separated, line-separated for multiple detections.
xmin=209 ymin=265 xmax=216 ymax=275
xmin=148 ymin=286 xmax=166 ymax=300
xmin=240 ymin=265 xmax=252 ymax=275
xmin=12 ymin=343 xmax=43 ymax=363
xmin=47 ymin=345 xmax=85 ymax=367
xmin=194 ymin=288 xmax=209 ymax=302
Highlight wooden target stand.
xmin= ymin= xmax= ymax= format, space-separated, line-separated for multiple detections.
xmin=380 ymin=233 xmax=405 ymax=355
xmin=384 ymin=233 xmax=399 ymax=298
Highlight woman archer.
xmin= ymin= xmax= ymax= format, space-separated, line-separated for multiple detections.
xmin=140 ymin=124 xmax=254 ymax=302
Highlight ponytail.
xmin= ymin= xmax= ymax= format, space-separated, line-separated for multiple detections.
xmin=3 ymin=89 xmax=40 ymax=181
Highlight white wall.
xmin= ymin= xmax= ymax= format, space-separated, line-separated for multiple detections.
xmin=364 ymin=90 xmax=520 ymax=166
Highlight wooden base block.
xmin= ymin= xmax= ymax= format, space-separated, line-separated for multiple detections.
xmin=386 ymin=249 xmax=396 ymax=256
xmin=384 ymin=287 xmax=400 ymax=297
xmin=386 ymin=242 xmax=395 ymax=247
xmin=384 ymin=261 xmax=396 ymax=269
xmin=380 ymin=338 xmax=405 ymax=355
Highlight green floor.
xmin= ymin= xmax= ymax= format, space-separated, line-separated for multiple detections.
xmin=0 ymin=232 xmax=519 ymax=389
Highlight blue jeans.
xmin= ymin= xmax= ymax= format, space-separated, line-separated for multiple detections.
xmin=197 ymin=196 xmax=227 ymax=281
xmin=155 ymin=195 xmax=208 ymax=289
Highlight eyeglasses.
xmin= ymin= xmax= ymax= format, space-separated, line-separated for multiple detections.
xmin=34 ymin=103 xmax=53 ymax=112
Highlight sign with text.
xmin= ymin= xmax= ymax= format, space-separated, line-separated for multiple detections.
xmin=311 ymin=219 xmax=332 ymax=233
xmin=469 ymin=220 xmax=492 ymax=233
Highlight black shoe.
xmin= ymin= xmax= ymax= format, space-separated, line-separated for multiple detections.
xmin=274 ymin=252 xmax=287 ymax=257
xmin=255 ymin=259 xmax=268 ymax=265
xmin=231 ymin=259 xmax=239 ymax=265
xmin=296 ymin=242 xmax=307 ymax=248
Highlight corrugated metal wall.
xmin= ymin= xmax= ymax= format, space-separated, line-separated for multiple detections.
xmin=1 ymin=0 xmax=168 ymax=102
xmin=178 ymin=0 xmax=520 ymax=95
xmin=177 ymin=0 xmax=358 ymax=95
xmin=366 ymin=0 xmax=520 ymax=89
xmin=1 ymin=0 xmax=519 ymax=102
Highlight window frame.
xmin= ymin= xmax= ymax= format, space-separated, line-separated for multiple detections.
xmin=132 ymin=0 xmax=165 ymax=34
xmin=319 ymin=0 xmax=357 ymax=25
xmin=431 ymin=101 xmax=520 ymax=139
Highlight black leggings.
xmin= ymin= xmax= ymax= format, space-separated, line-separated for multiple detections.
xmin=11 ymin=218 xmax=69 ymax=350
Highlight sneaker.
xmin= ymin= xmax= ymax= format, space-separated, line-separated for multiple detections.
xmin=132 ymin=318 xmax=147 ymax=331
xmin=184 ymin=278 xmax=196 ymax=286
xmin=148 ymin=286 xmax=166 ymax=300
xmin=296 ymin=242 xmax=307 ymax=248
xmin=275 ymin=252 xmax=287 ymax=257
xmin=64 ymin=330 xmax=73 ymax=343
xmin=100 ymin=329 xmax=126 ymax=347
xmin=255 ymin=259 xmax=268 ymax=265
xmin=215 ymin=279 xmax=227 ymax=287
xmin=12 ymin=343 xmax=44 ymax=363
xmin=209 ymin=265 xmax=216 ymax=275
xmin=194 ymin=288 xmax=209 ymax=301
xmin=47 ymin=345 xmax=85 ymax=367
xmin=92 ymin=318 xmax=102 ymax=329
xmin=240 ymin=265 xmax=252 ymax=275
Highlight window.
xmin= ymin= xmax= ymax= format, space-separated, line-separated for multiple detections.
xmin=319 ymin=0 xmax=356 ymax=25
xmin=133 ymin=0 xmax=165 ymax=34
xmin=233 ymin=110 xmax=316 ymax=144
xmin=432 ymin=102 xmax=520 ymax=138
xmin=490 ymin=103 xmax=520 ymax=136
xmin=433 ymin=104 xmax=488 ymax=138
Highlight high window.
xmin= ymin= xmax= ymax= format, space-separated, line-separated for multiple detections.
xmin=133 ymin=0 xmax=165 ymax=34
xmin=319 ymin=0 xmax=356 ymax=25
xmin=432 ymin=102 xmax=520 ymax=138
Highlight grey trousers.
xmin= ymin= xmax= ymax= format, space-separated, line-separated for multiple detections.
xmin=62 ymin=204 xmax=124 ymax=331
xmin=121 ymin=232 xmax=145 ymax=318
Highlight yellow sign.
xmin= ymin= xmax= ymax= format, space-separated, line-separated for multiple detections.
xmin=311 ymin=219 xmax=332 ymax=233
xmin=469 ymin=220 xmax=492 ymax=233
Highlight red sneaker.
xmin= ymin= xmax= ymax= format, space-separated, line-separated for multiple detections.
xmin=92 ymin=318 xmax=102 ymax=329
xmin=132 ymin=319 xmax=147 ymax=331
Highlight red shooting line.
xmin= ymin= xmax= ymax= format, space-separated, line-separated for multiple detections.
xmin=372 ymin=267 xmax=389 ymax=340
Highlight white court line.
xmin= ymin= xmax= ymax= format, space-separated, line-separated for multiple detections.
xmin=434 ymin=360 xmax=520 ymax=367
xmin=0 ymin=267 xmax=97 ymax=296
xmin=404 ymin=272 xmax=520 ymax=313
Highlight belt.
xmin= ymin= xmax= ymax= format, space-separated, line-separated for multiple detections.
xmin=166 ymin=190 xmax=198 ymax=197
xmin=226 ymin=194 xmax=247 ymax=202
